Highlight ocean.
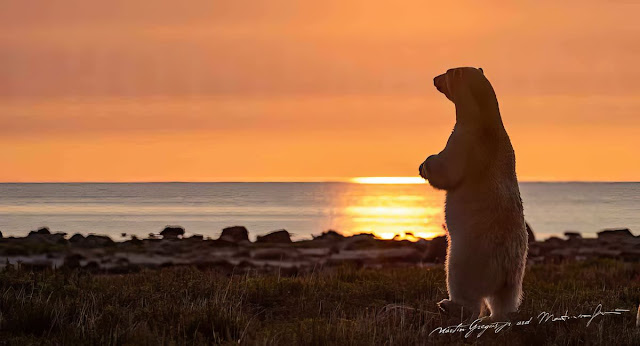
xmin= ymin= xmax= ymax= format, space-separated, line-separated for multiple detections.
xmin=0 ymin=182 xmax=638 ymax=241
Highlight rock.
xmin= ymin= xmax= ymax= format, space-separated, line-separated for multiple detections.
xmin=187 ymin=234 xmax=204 ymax=241
xmin=33 ymin=227 xmax=50 ymax=235
xmin=343 ymin=233 xmax=378 ymax=250
xmin=597 ymin=228 xmax=634 ymax=241
xmin=424 ymin=236 xmax=448 ymax=263
xmin=0 ymin=230 xmax=3 ymax=239
xmin=526 ymin=222 xmax=535 ymax=243
xmin=53 ymin=233 xmax=68 ymax=244
xmin=160 ymin=226 xmax=185 ymax=240
xmin=256 ymin=229 xmax=292 ymax=244
xmin=564 ymin=232 xmax=582 ymax=245
xmin=27 ymin=228 xmax=49 ymax=238
xmin=128 ymin=235 xmax=143 ymax=246
xmin=218 ymin=226 xmax=249 ymax=243
xmin=313 ymin=230 xmax=345 ymax=241
xmin=26 ymin=230 xmax=66 ymax=244
xmin=69 ymin=233 xmax=85 ymax=243
xmin=564 ymin=231 xmax=582 ymax=240
xmin=81 ymin=235 xmax=115 ymax=248
xmin=544 ymin=236 xmax=564 ymax=246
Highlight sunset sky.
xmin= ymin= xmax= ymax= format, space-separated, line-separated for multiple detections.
xmin=1 ymin=1 xmax=639 ymax=182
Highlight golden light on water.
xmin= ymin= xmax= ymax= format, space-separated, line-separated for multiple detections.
xmin=351 ymin=177 xmax=426 ymax=184
xmin=374 ymin=231 xmax=443 ymax=241
xmin=340 ymin=190 xmax=445 ymax=241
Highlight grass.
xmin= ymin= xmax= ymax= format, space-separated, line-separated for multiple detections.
xmin=0 ymin=260 xmax=638 ymax=345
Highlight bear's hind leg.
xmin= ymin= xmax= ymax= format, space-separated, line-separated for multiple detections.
xmin=438 ymin=293 xmax=485 ymax=322
xmin=485 ymin=284 xmax=522 ymax=322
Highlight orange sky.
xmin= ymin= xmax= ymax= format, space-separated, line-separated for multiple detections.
xmin=1 ymin=1 xmax=639 ymax=182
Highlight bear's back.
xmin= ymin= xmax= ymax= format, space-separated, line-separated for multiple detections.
xmin=444 ymin=126 xmax=523 ymax=238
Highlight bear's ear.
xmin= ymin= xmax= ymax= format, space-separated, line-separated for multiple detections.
xmin=478 ymin=67 xmax=484 ymax=74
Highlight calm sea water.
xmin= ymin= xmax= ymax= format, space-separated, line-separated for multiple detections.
xmin=0 ymin=183 xmax=638 ymax=241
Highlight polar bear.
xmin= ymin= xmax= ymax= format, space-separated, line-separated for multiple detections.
xmin=418 ymin=67 xmax=528 ymax=321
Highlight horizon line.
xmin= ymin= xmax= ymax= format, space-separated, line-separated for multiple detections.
xmin=1 ymin=179 xmax=639 ymax=184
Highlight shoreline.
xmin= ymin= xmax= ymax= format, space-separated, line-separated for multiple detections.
xmin=1 ymin=226 xmax=638 ymax=274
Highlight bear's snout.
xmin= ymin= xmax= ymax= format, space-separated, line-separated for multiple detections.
xmin=434 ymin=74 xmax=453 ymax=102
xmin=434 ymin=74 xmax=446 ymax=94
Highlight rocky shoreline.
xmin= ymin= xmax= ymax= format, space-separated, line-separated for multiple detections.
xmin=0 ymin=225 xmax=638 ymax=274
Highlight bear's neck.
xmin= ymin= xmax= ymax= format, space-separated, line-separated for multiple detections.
xmin=455 ymin=102 xmax=504 ymax=130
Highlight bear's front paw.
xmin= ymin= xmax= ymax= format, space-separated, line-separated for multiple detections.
xmin=419 ymin=161 xmax=428 ymax=180
xmin=419 ymin=155 xmax=437 ymax=180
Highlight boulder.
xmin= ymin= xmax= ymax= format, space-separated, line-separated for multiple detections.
xmin=313 ymin=230 xmax=345 ymax=241
xmin=343 ymin=233 xmax=378 ymax=250
xmin=597 ymin=228 xmax=634 ymax=241
xmin=27 ymin=227 xmax=52 ymax=239
xmin=564 ymin=231 xmax=582 ymax=240
xmin=160 ymin=226 xmax=185 ymax=240
xmin=256 ymin=229 xmax=292 ymax=244
xmin=218 ymin=226 xmax=249 ymax=243
xmin=69 ymin=233 xmax=85 ymax=243
xmin=564 ymin=232 xmax=582 ymax=244
xmin=33 ymin=227 xmax=50 ymax=235
xmin=308 ymin=230 xmax=345 ymax=248
xmin=26 ymin=229 xmax=66 ymax=244
xmin=544 ymin=236 xmax=564 ymax=246
xmin=424 ymin=236 xmax=448 ymax=263
xmin=128 ymin=235 xmax=143 ymax=246
xmin=52 ymin=233 xmax=68 ymax=243
xmin=526 ymin=222 xmax=536 ymax=243
xmin=536 ymin=237 xmax=564 ymax=256
xmin=81 ymin=235 xmax=115 ymax=248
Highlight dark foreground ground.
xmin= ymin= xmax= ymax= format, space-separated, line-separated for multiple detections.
xmin=0 ymin=259 xmax=638 ymax=345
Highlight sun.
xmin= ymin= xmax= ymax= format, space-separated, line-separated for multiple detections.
xmin=351 ymin=177 xmax=426 ymax=184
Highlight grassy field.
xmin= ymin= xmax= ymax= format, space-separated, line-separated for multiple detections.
xmin=0 ymin=260 xmax=638 ymax=345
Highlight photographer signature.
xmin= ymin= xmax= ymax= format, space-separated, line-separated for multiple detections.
xmin=429 ymin=304 xmax=631 ymax=338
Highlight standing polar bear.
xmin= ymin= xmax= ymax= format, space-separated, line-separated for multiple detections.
xmin=419 ymin=67 xmax=528 ymax=321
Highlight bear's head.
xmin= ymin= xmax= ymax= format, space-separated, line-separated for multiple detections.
xmin=433 ymin=67 xmax=500 ymax=120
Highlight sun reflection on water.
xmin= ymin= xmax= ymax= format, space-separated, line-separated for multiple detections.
xmin=335 ymin=187 xmax=445 ymax=241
